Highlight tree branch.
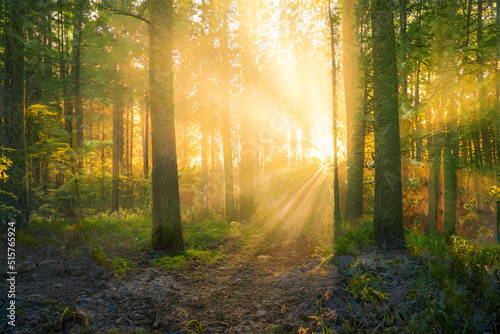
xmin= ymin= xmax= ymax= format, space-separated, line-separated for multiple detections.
xmin=91 ymin=1 xmax=150 ymax=25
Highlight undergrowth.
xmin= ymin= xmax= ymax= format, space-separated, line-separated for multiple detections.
xmin=316 ymin=227 xmax=500 ymax=333
xmin=20 ymin=211 xmax=238 ymax=277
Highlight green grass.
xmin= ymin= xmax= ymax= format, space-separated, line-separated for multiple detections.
xmin=150 ymin=249 xmax=225 ymax=271
xmin=333 ymin=226 xmax=376 ymax=256
xmin=22 ymin=211 xmax=236 ymax=277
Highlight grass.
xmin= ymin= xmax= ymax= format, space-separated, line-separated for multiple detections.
xmin=150 ymin=249 xmax=225 ymax=271
xmin=333 ymin=226 xmax=376 ymax=256
xmin=21 ymin=211 xmax=238 ymax=277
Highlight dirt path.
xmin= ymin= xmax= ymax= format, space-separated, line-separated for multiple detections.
xmin=179 ymin=168 xmax=335 ymax=332
xmin=2 ymin=167 xmax=338 ymax=333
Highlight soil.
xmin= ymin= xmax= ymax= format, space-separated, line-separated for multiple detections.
xmin=1 ymin=168 xmax=340 ymax=333
xmin=5 ymin=167 xmax=497 ymax=333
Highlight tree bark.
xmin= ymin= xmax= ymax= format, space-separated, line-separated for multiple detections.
xmin=371 ymin=0 xmax=404 ymax=248
xmin=342 ymin=0 xmax=365 ymax=220
xmin=112 ymin=77 xmax=123 ymax=212
xmin=330 ymin=0 xmax=342 ymax=238
xmin=3 ymin=0 xmax=28 ymax=225
xmin=149 ymin=0 xmax=184 ymax=253
xmin=72 ymin=0 xmax=86 ymax=154
xmin=143 ymin=91 xmax=149 ymax=179
xmin=496 ymin=0 xmax=500 ymax=244
xmin=220 ymin=8 xmax=236 ymax=222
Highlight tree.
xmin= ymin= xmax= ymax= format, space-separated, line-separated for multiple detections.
xmin=220 ymin=8 xmax=236 ymax=222
xmin=148 ymin=0 xmax=184 ymax=253
xmin=439 ymin=0 xmax=458 ymax=240
xmin=371 ymin=0 xmax=403 ymax=247
xmin=111 ymin=73 xmax=123 ymax=212
xmin=342 ymin=0 xmax=365 ymax=220
xmin=330 ymin=0 xmax=342 ymax=238
xmin=496 ymin=0 xmax=500 ymax=244
xmin=1 ymin=0 xmax=28 ymax=225
xmin=72 ymin=0 xmax=87 ymax=153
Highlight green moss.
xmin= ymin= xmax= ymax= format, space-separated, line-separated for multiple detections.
xmin=151 ymin=249 xmax=225 ymax=271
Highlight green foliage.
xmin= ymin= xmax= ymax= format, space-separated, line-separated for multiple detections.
xmin=185 ymin=319 xmax=204 ymax=334
xmin=150 ymin=249 xmax=225 ymax=272
xmin=347 ymin=272 xmax=388 ymax=305
xmin=405 ymin=231 xmax=446 ymax=256
xmin=334 ymin=227 xmax=375 ymax=256
xmin=183 ymin=217 xmax=234 ymax=249
xmin=0 ymin=150 xmax=12 ymax=182
xmin=91 ymin=246 xmax=136 ymax=278
xmin=403 ymin=231 xmax=500 ymax=333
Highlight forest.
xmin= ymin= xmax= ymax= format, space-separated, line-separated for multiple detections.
xmin=1 ymin=0 xmax=500 ymax=333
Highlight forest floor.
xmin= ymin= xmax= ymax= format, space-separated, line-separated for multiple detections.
xmin=2 ymin=166 xmax=500 ymax=333
xmin=1 ymin=166 xmax=340 ymax=333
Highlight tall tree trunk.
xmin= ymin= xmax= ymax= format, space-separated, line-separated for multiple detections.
xmin=200 ymin=115 xmax=209 ymax=218
xmin=72 ymin=0 xmax=85 ymax=154
xmin=143 ymin=92 xmax=149 ymax=178
xmin=444 ymin=113 xmax=458 ymax=239
xmin=59 ymin=0 xmax=73 ymax=148
xmin=371 ymin=0 xmax=404 ymax=248
xmin=330 ymin=1 xmax=342 ymax=238
xmin=149 ymin=0 xmax=184 ymax=253
xmin=477 ymin=0 xmax=492 ymax=168
xmin=3 ymin=0 xmax=28 ymax=226
xmin=415 ymin=61 xmax=423 ymax=160
xmin=112 ymin=78 xmax=123 ymax=212
xmin=496 ymin=0 xmax=500 ymax=244
xmin=439 ymin=0 xmax=458 ymax=240
xmin=220 ymin=10 xmax=235 ymax=221
xmin=342 ymin=0 xmax=365 ymax=220
xmin=129 ymin=100 xmax=134 ymax=209
xmin=427 ymin=137 xmax=440 ymax=234
xmin=399 ymin=0 xmax=408 ymax=105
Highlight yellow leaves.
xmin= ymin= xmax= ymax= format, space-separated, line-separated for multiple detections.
xmin=26 ymin=104 xmax=56 ymax=119
xmin=0 ymin=154 xmax=12 ymax=182
xmin=487 ymin=185 xmax=500 ymax=201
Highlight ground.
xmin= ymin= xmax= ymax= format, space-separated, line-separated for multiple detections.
xmin=1 ymin=167 xmax=339 ymax=333
xmin=1 ymin=166 xmax=499 ymax=333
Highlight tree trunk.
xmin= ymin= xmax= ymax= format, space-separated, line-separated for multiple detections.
xmin=415 ymin=61 xmax=423 ymax=161
xmin=143 ymin=91 xmax=149 ymax=178
xmin=371 ymin=0 xmax=404 ymax=248
xmin=72 ymin=0 xmax=85 ymax=154
xmin=477 ymin=0 xmax=492 ymax=168
xmin=112 ymin=78 xmax=123 ymax=212
xmin=439 ymin=0 xmax=458 ymax=240
xmin=200 ymin=115 xmax=209 ymax=218
xmin=220 ymin=10 xmax=236 ymax=221
xmin=3 ymin=0 xmax=28 ymax=226
xmin=149 ymin=0 xmax=184 ymax=253
xmin=427 ymin=136 xmax=440 ymax=234
xmin=342 ymin=0 xmax=365 ymax=220
xmin=496 ymin=0 xmax=500 ymax=244
xmin=330 ymin=0 xmax=342 ymax=239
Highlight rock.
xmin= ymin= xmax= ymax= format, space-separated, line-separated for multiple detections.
xmin=333 ymin=255 xmax=354 ymax=269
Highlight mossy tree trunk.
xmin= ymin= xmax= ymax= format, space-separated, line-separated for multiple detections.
xmin=439 ymin=0 xmax=458 ymax=240
xmin=371 ymin=0 xmax=404 ymax=248
xmin=2 ymin=0 xmax=28 ymax=226
xmin=342 ymin=0 xmax=365 ymax=220
xmin=149 ymin=0 xmax=184 ymax=253
xmin=496 ymin=0 xmax=500 ymax=244
xmin=112 ymin=75 xmax=123 ymax=212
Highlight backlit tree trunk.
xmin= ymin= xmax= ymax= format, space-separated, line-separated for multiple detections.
xmin=342 ymin=0 xmax=365 ymax=220
xmin=371 ymin=0 xmax=404 ymax=247
xmin=220 ymin=10 xmax=236 ymax=221
xmin=330 ymin=0 xmax=342 ymax=238
xmin=149 ymin=0 xmax=184 ymax=253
